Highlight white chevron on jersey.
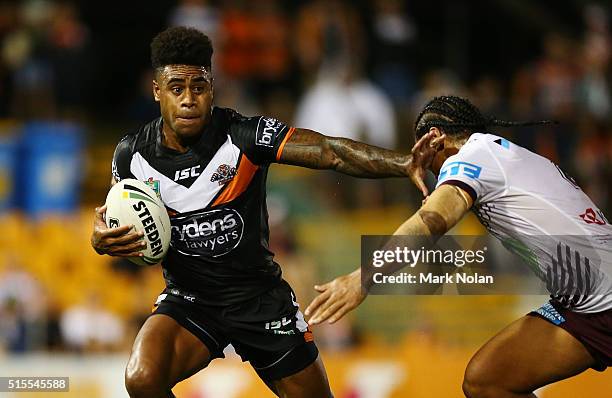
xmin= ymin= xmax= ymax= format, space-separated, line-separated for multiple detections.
xmin=130 ymin=135 xmax=240 ymax=213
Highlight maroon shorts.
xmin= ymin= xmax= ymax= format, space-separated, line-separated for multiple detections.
xmin=529 ymin=301 xmax=612 ymax=371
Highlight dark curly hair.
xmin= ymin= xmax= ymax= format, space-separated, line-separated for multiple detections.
xmin=414 ymin=96 xmax=556 ymax=139
xmin=151 ymin=26 xmax=213 ymax=70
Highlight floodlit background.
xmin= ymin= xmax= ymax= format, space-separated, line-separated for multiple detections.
xmin=0 ymin=0 xmax=610 ymax=397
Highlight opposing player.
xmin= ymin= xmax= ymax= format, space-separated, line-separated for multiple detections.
xmin=306 ymin=96 xmax=611 ymax=397
xmin=90 ymin=27 xmax=441 ymax=398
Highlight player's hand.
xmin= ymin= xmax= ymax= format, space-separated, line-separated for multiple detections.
xmin=305 ymin=269 xmax=366 ymax=325
xmin=407 ymin=131 xmax=446 ymax=197
xmin=91 ymin=205 xmax=146 ymax=257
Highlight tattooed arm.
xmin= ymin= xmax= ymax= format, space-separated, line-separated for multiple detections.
xmin=392 ymin=184 xmax=473 ymax=237
xmin=305 ymin=184 xmax=472 ymax=325
xmin=278 ymin=128 xmax=444 ymax=196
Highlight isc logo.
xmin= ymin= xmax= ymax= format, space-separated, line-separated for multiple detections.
xmin=265 ymin=317 xmax=291 ymax=330
xmin=174 ymin=166 xmax=201 ymax=181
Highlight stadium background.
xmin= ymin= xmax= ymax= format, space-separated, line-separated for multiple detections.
xmin=0 ymin=0 xmax=610 ymax=396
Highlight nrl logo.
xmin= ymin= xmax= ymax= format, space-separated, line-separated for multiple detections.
xmin=211 ymin=164 xmax=237 ymax=186
xmin=108 ymin=217 xmax=120 ymax=228
xmin=145 ymin=177 xmax=162 ymax=200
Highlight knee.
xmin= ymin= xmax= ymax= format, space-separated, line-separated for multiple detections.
xmin=463 ymin=356 xmax=537 ymax=398
xmin=462 ymin=376 xmax=487 ymax=398
xmin=462 ymin=360 xmax=494 ymax=398
xmin=125 ymin=359 xmax=168 ymax=398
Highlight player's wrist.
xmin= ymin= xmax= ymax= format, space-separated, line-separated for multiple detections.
xmin=405 ymin=155 xmax=418 ymax=177
xmin=353 ymin=267 xmax=372 ymax=294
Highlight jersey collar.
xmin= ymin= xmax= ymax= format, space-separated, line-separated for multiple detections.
xmin=155 ymin=108 xmax=226 ymax=159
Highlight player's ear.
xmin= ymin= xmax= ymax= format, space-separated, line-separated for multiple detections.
xmin=429 ymin=126 xmax=443 ymax=138
xmin=152 ymin=79 xmax=160 ymax=102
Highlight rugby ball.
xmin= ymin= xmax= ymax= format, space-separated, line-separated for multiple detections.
xmin=104 ymin=179 xmax=171 ymax=266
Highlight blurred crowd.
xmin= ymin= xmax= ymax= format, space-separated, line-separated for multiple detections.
xmin=0 ymin=0 xmax=611 ymax=354
xmin=0 ymin=258 xmax=125 ymax=353
xmin=0 ymin=0 xmax=610 ymax=210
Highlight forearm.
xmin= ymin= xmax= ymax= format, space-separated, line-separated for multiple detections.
xmin=364 ymin=186 xmax=469 ymax=288
xmin=393 ymin=212 xmax=435 ymax=237
xmin=279 ymin=129 xmax=411 ymax=178
xmin=363 ymin=213 xmax=436 ymax=287
xmin=385 ymin=187 xmax=466 ymax=251
xmin=325 ymin=136 xmax=411 ymax=178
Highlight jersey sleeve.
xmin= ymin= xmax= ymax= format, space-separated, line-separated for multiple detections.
xmin=111 ymin=135 xmax=136 ymax=182
xmin=229 ymin=115 xmax=296 ymax=166
xmin=434 ymin=139 xmax=504 ymax=204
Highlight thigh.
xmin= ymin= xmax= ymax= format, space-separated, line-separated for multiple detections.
xmin=228 ymin=280 xmax=333 ymax=397
xmin=271 ymin=355 xmax=332 ymax=398
xmin=466 ymin=315 xmax=596 ymax=394
xmin=126 ymin=313 xmax=212 ymax=388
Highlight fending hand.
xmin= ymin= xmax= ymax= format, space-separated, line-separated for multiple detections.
xmin=304 ymin=269 xmax=366 ymax=325
xmin=407 ymin=131 xmax=445 ymax=197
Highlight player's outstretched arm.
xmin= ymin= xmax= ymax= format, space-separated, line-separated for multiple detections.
xmin=305 ymin=184 xmax=472 ymax=325
xmin=278 ymin=128 xmax=444 ymax=197
xmin=90 ymin=177 xmax=146 ymax=257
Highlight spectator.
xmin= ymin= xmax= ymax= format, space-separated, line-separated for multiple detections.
xmin=47 ymin=0 xmax=91 ymax=120
xmin=295 ymin=0 xmax=364 ymax=83
xmin=0 ymin=298 xmax=28 ymax=352
xmin=367 ymin=0 xmax=418 ymax=104
xmin=294 ymin=70 xmax=396 ymax=149
xmin=168 ymin=0 xmax=220 ymax=42
xmin=2 ymin=0 xmax=55 ymax=119
xmin=578 ymin=4 xmax=611 ymax=119
xmin=0 ymin=259 xmax=45 ymax=351
xmin=60 ymin=292 xmax=124 ymax=352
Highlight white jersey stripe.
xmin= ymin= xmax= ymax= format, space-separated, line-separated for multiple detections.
xmin=129 ymin=136 xmax=240 ymax=213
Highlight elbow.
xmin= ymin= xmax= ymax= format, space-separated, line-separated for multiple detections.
xmin=321 ymin=137 xmax=343 ymax=170
xmin=328 ymin=153 xmax=343 ymax=171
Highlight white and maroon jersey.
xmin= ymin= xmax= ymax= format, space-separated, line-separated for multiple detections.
xmin=112 ymin=107 xmax=296 ymax=305
xmin=435 ymin=133 xmax=612 ymax=313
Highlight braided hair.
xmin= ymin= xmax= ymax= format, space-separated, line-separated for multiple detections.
xmin=414 ymin=96 xmax=556 ymax=139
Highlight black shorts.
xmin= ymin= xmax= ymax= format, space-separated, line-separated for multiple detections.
xmin=529 ymin=300 xmax=612 ymax=371
xmin=151 ymin=279 xmax=318 ymax=381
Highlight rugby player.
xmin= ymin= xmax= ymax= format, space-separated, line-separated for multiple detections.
xmin=89 ymin=27 xmax=441 ymax=398
xmin=305 ymin=96 xmax=611 ymax=398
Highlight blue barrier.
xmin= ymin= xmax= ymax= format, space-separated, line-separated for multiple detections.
xmin=19 ymin=122 xmax=84 ymax=216
xmin=0 ymin=134 xmax=17 ymax=212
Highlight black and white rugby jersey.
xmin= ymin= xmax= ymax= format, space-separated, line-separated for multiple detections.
xmin=112 ymin=107 xmax=296 ymax=305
